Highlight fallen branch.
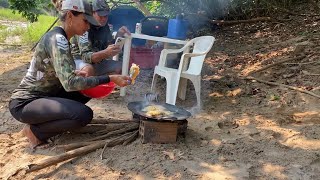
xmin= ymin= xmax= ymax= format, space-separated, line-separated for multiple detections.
xmin=211 ymin=17 xmax=271 ymax=26
xmin=250 ymin=55 xmax=306 ymax=74
xmin=244 ymin=76 xmax=320 ymax=98
xmin=23 ymin=140 xmax=107 ymax=173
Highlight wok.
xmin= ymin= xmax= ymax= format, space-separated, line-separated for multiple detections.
xmin=127 ymin=101 xmax=191 ymax=121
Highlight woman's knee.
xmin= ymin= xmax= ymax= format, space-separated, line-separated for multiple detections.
xmin=78 ymin=106 xmax=93 ymax=126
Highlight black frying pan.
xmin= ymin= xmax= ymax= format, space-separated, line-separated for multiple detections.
xmin=127 ymin=101 xmax=191 ymax=121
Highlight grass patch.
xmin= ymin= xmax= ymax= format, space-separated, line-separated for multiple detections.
xmin=21 ymin=15 xmax=58 ymax=44
xmin=0 ymin=8 xmax=27 ymax=21
xmin=0 ymin=8 xmax=58 ymax=44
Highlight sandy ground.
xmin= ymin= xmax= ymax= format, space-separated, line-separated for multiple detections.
xmin=1 ymin=13 xmax=320 ymax=179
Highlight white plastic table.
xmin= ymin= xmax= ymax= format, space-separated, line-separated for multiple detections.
xmin=120 ymin=33 xmax=187 ymax=96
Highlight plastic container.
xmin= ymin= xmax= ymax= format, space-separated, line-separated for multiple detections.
xmin=80 ymin=82 xmax=116 ymax=98
xmin=129 ymin=47 xmax=163 ymax=69
xmin=167 ymin=14 xmax=188 ymax=40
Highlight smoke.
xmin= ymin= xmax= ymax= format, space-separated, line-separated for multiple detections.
xmin=183 ymin=0 xmax=232 ymax=33
xmin=199 ymin=0 xmax=232 ymax=19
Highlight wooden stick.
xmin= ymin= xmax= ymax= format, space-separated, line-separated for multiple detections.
xmin=95 ymin=123 xmax=130 ymax=135
xmin=123 ymin=130 xmax=139 ymax=146
xmin=26 ymin=140 xmax=107 ymax=173
xmin=250 ymin=55 xmax=306 ymax=74
xmin=90 ymin=118 xmax=136 ymax=124
xmin=100 ymin=131 xmax=137 ymax=160
xmin=55 ymin=140 xmax=106 ymax=151
xmin=244 ymin=76 xmax=320 ymax=98
xmin=70 ymin=124 xmax=110 ymax=134
xmin=87 ymin=123 xmax=139 ymax=142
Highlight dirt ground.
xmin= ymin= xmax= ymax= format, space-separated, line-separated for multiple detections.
xmin=1 ymin=8 xmax=320 ymax=180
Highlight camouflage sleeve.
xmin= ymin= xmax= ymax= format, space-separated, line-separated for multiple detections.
xmin=49 ymin=33 xmax=100 ymax=91
xmin=77 ymin=32 xmax=94 ymax=64
xmin=70 ymin=36 xmax=81 ymax=60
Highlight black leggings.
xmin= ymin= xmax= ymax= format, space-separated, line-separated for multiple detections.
xmin=9 ymin=89 xmax=92 ymax=142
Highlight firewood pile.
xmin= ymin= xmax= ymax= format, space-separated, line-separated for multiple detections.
xmin=10 ymin=119 xmax=140 ymax=177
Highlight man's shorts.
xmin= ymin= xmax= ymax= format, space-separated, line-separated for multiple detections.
xmin=75 ymin=59 xmax=122 ymax=75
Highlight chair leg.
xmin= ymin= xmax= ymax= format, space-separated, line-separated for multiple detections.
xmin=165 ymin=76 xmax=179 ymax=105
xmin=151 ymin=74 xmax=159 ymax=93
xmin=190 ymin=76 xmax=201 ymax=109
xmin=178 ymin=78 xmax=187 ymax=100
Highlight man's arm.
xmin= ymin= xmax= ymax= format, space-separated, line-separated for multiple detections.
xmin=77 ymin=31 xmax=119 ymax=63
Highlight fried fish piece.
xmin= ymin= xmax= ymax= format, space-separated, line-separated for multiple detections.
xmin=143 ymin=105 xmax=172 ymax=117
xmin=130 ymin=63 xmax=140 ymax=84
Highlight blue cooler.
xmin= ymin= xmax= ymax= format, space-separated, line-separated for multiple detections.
xmin=167 ymin=14 xmax=188 ymax=40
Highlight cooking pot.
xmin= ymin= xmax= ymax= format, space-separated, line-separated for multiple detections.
xmin=140 ymin=16 xmax=168 ymax=37
xmin=127 ymin=101 xmax=191 ymax=121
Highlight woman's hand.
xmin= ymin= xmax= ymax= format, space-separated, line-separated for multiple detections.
xmin=109 ymin=75 xmax=131 ymax=87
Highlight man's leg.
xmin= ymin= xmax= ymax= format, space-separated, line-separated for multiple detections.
xmin=93 ymin=60 xmax=122 ymax=75
xmin=75 ymin=59 xmax=95 ymax=76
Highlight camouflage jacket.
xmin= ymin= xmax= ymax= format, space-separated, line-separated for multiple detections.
xmin=71 ymin=24 xmax=113 ymax=63
xmin=11 ymin=27 xmax=109 ymax=100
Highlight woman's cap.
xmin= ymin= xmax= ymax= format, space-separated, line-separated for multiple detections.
xmin=61 ymin=0 xmax=100 ymax=26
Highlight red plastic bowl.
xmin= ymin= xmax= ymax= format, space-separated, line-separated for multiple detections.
xmin=80 ymin=82 xmax=116 ymax=98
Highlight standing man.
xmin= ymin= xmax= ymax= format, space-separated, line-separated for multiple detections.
xmin=71 ymin=0 xmax=131 ymax=76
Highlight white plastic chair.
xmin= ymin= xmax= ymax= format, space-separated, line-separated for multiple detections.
xmin=151 ymin=36 xmax=215 ymax=108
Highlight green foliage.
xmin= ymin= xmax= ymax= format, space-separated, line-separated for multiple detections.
xmin=8 ymin=0 xmax=54 ymax=22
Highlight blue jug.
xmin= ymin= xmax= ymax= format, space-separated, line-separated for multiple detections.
xmin=167 ymin=14 xmax=188 ymax=40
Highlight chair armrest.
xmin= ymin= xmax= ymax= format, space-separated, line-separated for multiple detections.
xmin=183 ymin=52 xmax=206 ymax=58
xmin=162 ymin=40 xmax=194 ymax=54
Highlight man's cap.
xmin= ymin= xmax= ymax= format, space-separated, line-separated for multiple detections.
xmin=92 ymin=0 xmax=110 ymax=16
xmin=61 ymin=0 xmax=100 ymax=26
